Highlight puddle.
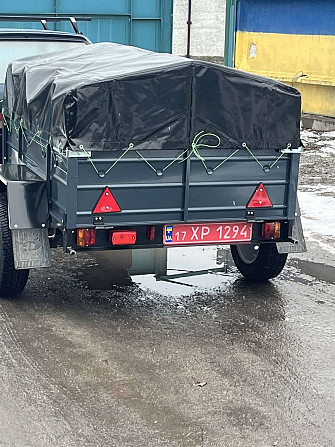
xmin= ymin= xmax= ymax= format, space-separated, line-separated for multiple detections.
xmin=293 ymin=259 xmax=335 ymax=284
xmin=77 ymin=246 xmax=235 ymax=292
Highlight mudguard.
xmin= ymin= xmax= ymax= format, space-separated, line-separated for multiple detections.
xmin=277 ymin=200 xmax=307 ymax=254
xmin=0 ymin=164 xmax=51 ymax=269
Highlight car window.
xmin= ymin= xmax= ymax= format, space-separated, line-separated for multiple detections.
xmin=0 ymin=40 xmax=88 ymax=82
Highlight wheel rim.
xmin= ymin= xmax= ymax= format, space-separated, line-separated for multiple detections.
xmin=236 ymin=244 xmax=260 ymax=264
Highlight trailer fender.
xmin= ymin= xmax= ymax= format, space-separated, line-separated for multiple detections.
xmin=277 ymin=199 xmax=307 ymax=254
xmin=0 ymin=164 xmax=51 ymax=269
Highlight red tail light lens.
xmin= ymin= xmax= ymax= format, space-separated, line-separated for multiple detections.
xmin=146 ymin=226 xmax=155 ymax=241
xmin=262 ymin=222 xmax=281 ymax=240
xmin=77 ymin=229 xmax=96 ymax=247
xmin=247 ymin=183 xmax=273 ymax=208
xmin=110 ymin=230 xmax=137 ymax=246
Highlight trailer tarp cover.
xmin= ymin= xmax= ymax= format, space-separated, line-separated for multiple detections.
xmin=3 ymin=42 xmax=301 ymax=151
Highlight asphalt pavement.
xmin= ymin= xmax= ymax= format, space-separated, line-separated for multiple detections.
xmin=0 ymin=128 xmax=335 ymax=447
xmin=0 ymin=241 xmax=334 ymax=447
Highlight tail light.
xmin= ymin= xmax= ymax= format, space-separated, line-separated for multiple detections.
xmin=77 ymin=229 xmax=96 ymax=247
xmin=110 ymin=230 xmax=137 ymax=246
xmin=146 ymin=226 xmax=155 ymax=241
xmin=262 ymin=222 xmax=281 ymax=240
xmin=247 ymin=183 xmax=273 ymax=208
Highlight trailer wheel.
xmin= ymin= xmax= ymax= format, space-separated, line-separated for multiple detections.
xmin=0 ymin=192 xmax=29 ymax=298
xmin=230 ymin=243 xmax=287 ymax=282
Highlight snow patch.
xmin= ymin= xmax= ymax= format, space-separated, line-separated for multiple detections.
xmin=299 ymin=191 xmax=335 ymax=254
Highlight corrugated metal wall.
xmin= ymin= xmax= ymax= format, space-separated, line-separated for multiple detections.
xmin=232 ymin=0 xmax=335 ymax=117
xmin=0 ymin=0 xmax=173 ymax=52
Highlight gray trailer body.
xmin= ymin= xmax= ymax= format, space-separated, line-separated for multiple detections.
xmin=2 ymin=121 xmax=301 ymax=248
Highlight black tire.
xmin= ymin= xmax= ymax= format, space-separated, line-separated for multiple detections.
xmin=0 ymin=192 xmax=29 ymax=298
xmin=230 ymin=243 xmax=288 ymax=282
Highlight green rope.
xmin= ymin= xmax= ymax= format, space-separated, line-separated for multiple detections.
xmin=135 ymin=150 xmax=157 ymax=172
xmin=12 ymin=121 xmax=20 ymax=136
xmin=1 ymin=111 xmax=295 ymax=177
xmin=162 ymin=149 xmax=188 ymax=171
xmin=1 ymin=110 xmax=12 ymax=133
xmin=54 ymin=164 xmax=67 ymax=175
xmin=135 ymin=132 xmax=221 ymax=175
xmin=105 ymin=143 xmax=134 ymax=174
xmin=53 ymin=151 xmax=68 ymax=174
xmin=242 ymin=142 xmax=291 ymax=171
xmin=79 ymin=144 xmax=99 ymax=174
xmin=136 ymin=148 xmax=189 ymax=174
xmin=180 ymin=131 xmax=221 ymax=169
xmin=21 ymin=124 xmax=42 ymax=148
xmin=269 ymin=143 xmax=291 ymax=168
xmin=79 ymin=143 xmax=134 ymax=176
xmin=213 ymin=149 xmax=240 ymax=171
xmin=242 ymin=142 xmax=264 ymax=168
xmin=270 ymin=151 xmax=286 ymax=168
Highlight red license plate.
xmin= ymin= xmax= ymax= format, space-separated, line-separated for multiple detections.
xmin=163 ymin=222 xmax=253 ymax=246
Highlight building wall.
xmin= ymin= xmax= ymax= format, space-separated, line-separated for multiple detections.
xmin=234 ymin=0 xmax=335 ymax=117
xmin=172 ymin=0 xmax=226 ymax=62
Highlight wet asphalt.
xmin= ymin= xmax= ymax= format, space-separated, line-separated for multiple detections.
xmin=0 ymin=244 xmax=334 ymax=447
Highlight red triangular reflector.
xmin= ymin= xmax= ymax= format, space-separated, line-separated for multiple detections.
xmin=247 ymin=183 xmax=273 ymax=208
xmin=93 ymin=187 xmax=121 ymax=214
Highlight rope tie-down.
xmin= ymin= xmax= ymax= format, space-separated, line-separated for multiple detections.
xmin=76 ymin=132 xmax=297 ymax=178
xmin=1 ymin=111 xmax=300 ymax=178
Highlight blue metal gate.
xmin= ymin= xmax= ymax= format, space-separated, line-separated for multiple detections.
xmin=0 ymin=0 xmax=173 ymax=52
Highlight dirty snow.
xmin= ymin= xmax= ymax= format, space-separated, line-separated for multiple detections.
xmin=299 ymin=129 xmax=335 ymax=196
xmin=301 ymin=129 xmax=335 ymax=156
xmin=299 ymin=191 xmax=335 ymax=239
xmin=298 ymin=128 xmax=335 ymax=256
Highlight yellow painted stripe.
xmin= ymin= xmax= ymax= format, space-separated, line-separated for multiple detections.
xmin=235 ymin=31 xmax=335 ymax=86
xmin=288 ymin=83 xmax=335 ymax=117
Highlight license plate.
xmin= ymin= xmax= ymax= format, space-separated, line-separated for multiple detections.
xmin=164 ymin=222 xmax=253 ymax=246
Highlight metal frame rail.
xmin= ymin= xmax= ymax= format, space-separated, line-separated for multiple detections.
xmin=0 ymin=16 xmax=91 ymax=34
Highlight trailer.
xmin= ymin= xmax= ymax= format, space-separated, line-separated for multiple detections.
xmin=0 ymin=42 xmax=306 ymax=297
